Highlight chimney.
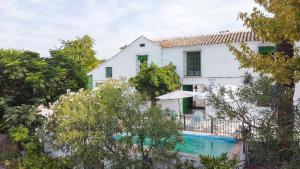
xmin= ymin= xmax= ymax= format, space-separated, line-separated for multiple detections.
xmin=219 ymin=30 xmax=230 ymax=34
xmin=119 ymin=45 xmax=127 ymax=50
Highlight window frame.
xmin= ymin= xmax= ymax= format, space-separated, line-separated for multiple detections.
xmin=258 ymin=46 xmax=276 ymax=55
xmin=105 ymin=67 xmax=112 ymax=78
xmin=185 ymin=51 xmax=201 ymax=76
xmin=136 ymin=55 xmax=148 ymax=72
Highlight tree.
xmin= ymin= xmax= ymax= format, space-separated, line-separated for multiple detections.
xmin=228 ymin=0 xmax=300 ymax=164
xmin=129 ymin=63 xmax=181 ymax=104
xmin=47 ymin=80 xmax=182 ymax=169
xmin=53 ymin=35 xmax=101 ymax=72
xmin=44 ymin=50 xmax=88 ymax=103
xmin=0 ymin=50 xmax=47 ymax=106
xmin=207 ymin=74 xmax=300 ymax=168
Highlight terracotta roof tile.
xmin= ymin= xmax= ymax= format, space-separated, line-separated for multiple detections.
xmin=155 ymin=31 xmax=258 ymax=48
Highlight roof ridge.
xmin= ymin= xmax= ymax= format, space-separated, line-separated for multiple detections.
xmin=153 ymin=30 xmax=253 ymax=42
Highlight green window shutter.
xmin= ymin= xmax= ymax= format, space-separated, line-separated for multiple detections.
xmin=259 ymin=46 xmax=276 ymax=55
xmin=137 ymin=55 xmax=148 ymax=71
xmin=137 ymin=55 xmax=148 ymax=64
xmin=87 ymin=75 xmax=93 ymax=89
xmin=182 ymin=85 xmax=193 ymax=114
xmin=105 ymin=67 xmax=112 ymax=78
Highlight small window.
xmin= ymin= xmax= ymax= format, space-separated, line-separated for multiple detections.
xmin=139 ymin=44 xmax=145 ymax=47
xmin=105 ymin=67 xmax=112 ymax=78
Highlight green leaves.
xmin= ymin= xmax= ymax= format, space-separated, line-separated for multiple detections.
xmin=48 ymin=81 xmax=182 ymax=168
xmin=240 ymin=0 xmax=300 ymax=43
xmin=230 ymin=1 xmax=300 ymax=84
xmin=45 ymin=51 xmax=88 ymax=103
xmin=54 ymin=35 xmax=101 ymax=72
xmin=0 ymin=104 xmax=44 ymax=133
xmin=200 ymin=153 xmax=237 ymax=169
xmin=129 ymin=63 xmax=181 ymax=103
xmin=9 ymin=127 xmax=29 ymax=142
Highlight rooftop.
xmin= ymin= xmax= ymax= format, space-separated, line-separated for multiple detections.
xmin=154 ymin=31 xmax=258 ymax=48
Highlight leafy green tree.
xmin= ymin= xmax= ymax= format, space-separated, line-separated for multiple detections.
xmin=53 ymin=35 xmax=101 ymax=72
xmin=44 ymin=50 xmax=88 ymax=103
xmin=0 ymin=50 xmax=47 ymax=106
xmin=228 ymin=0 xmax=300 ymax=164
xmin=207 ymin=74 xmax=300 ymax=168
xmin=48 ymin=80 xmax=182 ymax=169
xmin=129 ymin=63 xmax=181 ymax=104
xmin=0 ymin=105 xmax=44 ymax=133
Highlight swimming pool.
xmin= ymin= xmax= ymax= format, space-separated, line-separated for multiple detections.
xmin=177 ymin=132 xmax=236 ymax=156
xmin=114 ymin=132 xmax=236 ymax=157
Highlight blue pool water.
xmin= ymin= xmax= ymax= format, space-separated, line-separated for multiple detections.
xmin=177 ymin=134 xmax=236 ymax=156
xmin=114 ymin=133 xmax=236 ymax=156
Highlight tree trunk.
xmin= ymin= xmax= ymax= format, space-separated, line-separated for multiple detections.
xmin=275 ymin=41 xmax=295 ymax=164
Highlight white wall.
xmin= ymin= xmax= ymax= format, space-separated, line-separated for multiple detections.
xmin=89 ymin=36 xmax=162 ymax=88
xmin=161 ymin=41 xmax=261 ymax=87
xmin=89 ymin=36 xmax=300 ymax=101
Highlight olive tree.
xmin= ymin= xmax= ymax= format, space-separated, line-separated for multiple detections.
xmin=47 ymin=80 xmax=182 ymax=169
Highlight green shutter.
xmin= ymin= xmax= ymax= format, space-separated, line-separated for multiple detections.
xmin=87 ymin=75 xmax=93 ymax=89
xmin=105 ymin=67 xmax=112 ymax=78
xmin=182 ymin=85 xmax=192 ymax=114
xmin=259 ymin=46 xmax=276 ymax=55
xmin=137 ymin=55 xmax=148 ymax=64
xmin=137 ymin=55 xmax=148 ymax=70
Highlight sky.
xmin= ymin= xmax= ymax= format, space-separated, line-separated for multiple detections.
xmin=0 ymin=0 xmax=257 ymax=59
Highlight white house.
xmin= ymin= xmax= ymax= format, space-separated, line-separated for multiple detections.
xmin=88 ymin=31 xmax=300 ymax=116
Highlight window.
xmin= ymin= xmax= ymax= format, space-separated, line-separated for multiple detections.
xmin=137 ymin=55 xmax=148 ymax=71
xmin=105 ymin=67 xmax=112 ymax=78
xmin=259 ymin=46 xmax=276 ymax=55
xmin=185 ymin=51 xmax=201 ymax=76
xmin=139 ymin=43 xmax=145 ymax=47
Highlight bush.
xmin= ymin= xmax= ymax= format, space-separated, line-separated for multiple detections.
xmin=17 ymin=153 xmax=71 ymax=169
xmin=200 ymin=153 xmax=237 ymax=169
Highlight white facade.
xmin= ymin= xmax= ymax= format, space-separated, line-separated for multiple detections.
xmin=89 ymin=35 xmax=300 ymax=112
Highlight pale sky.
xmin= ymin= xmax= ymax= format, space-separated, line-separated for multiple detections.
xmin=0 ymin=0 xmax=257 ymax=59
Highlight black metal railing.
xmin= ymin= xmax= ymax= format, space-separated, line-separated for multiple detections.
xmin=179 ymin=115 xmax=243 ymax=137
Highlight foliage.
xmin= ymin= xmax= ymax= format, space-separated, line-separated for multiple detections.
xmin=207 ymin=74 xmax=300 ymax=167
xmin=0 ymin=105 xmax=44 ymax=133
xmin=47 ymin=80 xmax=183 ymax=169
xmin=45 ymin=50 xmax=88 ymax=103
xmin=8 ymin=127 xmax=29 ymax=143
xmin=0 ymin=50 xmax=47 ymax=106
xmin=129 ymin=63 xmax=181 ymax=104
xmin=53 ymin=35 xmax=101 ymax=72
xmin=0 ymin=48 xmax=88 ymax=106
xmin=175 ymin=159 xmax=197 ymax=169
xmin=229 ymin=0 xmax=300 ymax=84
xmin=228 ymin=0 xmax=300 ymax=165
xmin=16 ymin=153 xmax=71 ymax=169
xmin=200 ymin=153 xmax=237 ymax=169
